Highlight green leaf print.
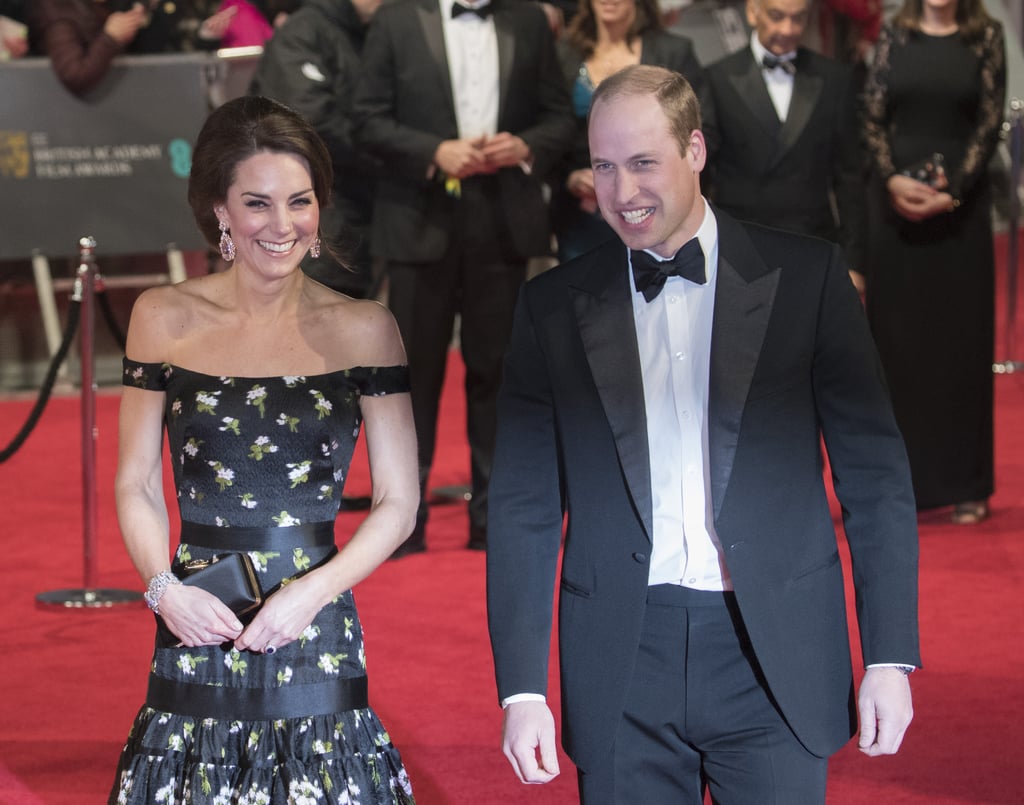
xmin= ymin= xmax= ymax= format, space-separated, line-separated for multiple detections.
xmin=276 ymin=412 xmax=300 ymax=432
xmin=182 ymin=437 xmax=204 ymax=459
xmin=246 ymin=384 xmax=268 ymax=418
xmin=299 ymin=624 xmax=321 ymax=646
xmin=248 ymin=435 xmax=278 ymax=461
xmin=310 ymin=389 xmax=333 ymax=420
xmin=239 ymin=492 xmax=257 ymax=510
xmin=249 ymin=551 xmax=280 ymax=572
xmin=194 ymin=390 xmax=221 ymax=415
xmin=276 ymin=667 xmax=294 ymax=684
xmin=207 ymin=460 xmax=236 ymax=491
xmin=344 ymin=617 xmax=354 ymax=641
xmin=219 ymin=417 xmax=241 ymax=435
xmin=199 ymin=764 xmax=212 ymax=795
xmin=287 ymin=460 xmax=311 ymax=488
xmin=272 ymin=511 xmax=301 ymax=527
xmin=317 ymin=652 xmax=348 ymax=674
xmin=225 ymin=648 xmax=248 ymax=676
xmin=293 ymin=548 xmax=312 ymax=572
xmin=176 ymin=654 xmax=209 ymax=676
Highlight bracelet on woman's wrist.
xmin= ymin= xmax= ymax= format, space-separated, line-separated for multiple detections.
xmin=144 ymin=570 xmax=181 ymax=614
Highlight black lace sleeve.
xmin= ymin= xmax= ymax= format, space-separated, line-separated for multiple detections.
xmin=862 ymin=24 xmax=898 ymax=181
xmin=954 ymin=20 xmax=1006 ymax=199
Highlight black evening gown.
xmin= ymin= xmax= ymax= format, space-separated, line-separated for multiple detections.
xmin=109 ymin=360 xmax=416 ymax=804
xmin=862 ymin=22 xmax=1005 ymax=509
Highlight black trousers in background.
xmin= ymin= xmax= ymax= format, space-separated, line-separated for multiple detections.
xmin=578 ymin=584 xmax=828 ymax=805
xmin=385 ymin=177 xmax=527 ymax=538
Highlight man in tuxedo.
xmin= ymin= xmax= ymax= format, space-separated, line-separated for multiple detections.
xmin=700 ymin=0 xmax=866 ymax=283
xmin=353 ymin=0 xmax=574 ymax=556
xmin=487 ymin=65 xmax=918 ymax=803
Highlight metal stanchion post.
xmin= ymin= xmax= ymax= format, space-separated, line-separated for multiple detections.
xmin=37 ymin=237 xmax=142 ymax=608
xmin=995 ymin=99 xmax=1024 ymax=374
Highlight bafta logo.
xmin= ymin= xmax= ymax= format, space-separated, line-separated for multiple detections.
xmin=0 ymin=131 xmax=30 ymax=179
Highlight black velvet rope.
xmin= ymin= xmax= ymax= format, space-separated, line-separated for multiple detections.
xmin=0 ymin=300 xmax=81 ymax=464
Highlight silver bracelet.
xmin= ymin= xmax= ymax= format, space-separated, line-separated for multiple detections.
xmin=144 ymin=570 xmax=181 ymax=614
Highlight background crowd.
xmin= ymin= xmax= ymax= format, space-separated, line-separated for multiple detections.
xmin=3 ymin=0 xmax=1006 ymax=533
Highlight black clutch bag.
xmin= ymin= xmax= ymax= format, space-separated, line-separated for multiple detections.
xmin=178 ymin=552 xmax=263 ymax=618
xmin=900 ymin=152 xmax=946 ymax=187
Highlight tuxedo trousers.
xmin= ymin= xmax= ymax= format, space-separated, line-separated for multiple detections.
xmin=386 ymin=176 xmax=527 ymax=537
xmin=577 ymin=584 xmax=828 ymax=805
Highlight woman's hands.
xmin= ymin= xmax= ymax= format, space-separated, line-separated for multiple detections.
xmin=157 ymin=583 xmax=245 ymax=647
xmin=234 ymin=573 xmax=328 ymax=655
xmin=886 ymin=173 xmax=956 ymax=222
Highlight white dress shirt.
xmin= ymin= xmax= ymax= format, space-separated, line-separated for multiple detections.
xmin=440 ymin=0 xmax=499 ymax=139
xmin=631 ymin=203 xmax=731 ymax=591
xmin=750 ymin=32 xmax=796 ymax=123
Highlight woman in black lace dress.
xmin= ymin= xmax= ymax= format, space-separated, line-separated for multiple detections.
xmin=862 ymin=0 xmax=1005 ymax=523
xmin=109 ymin=96 xmax=418 ymax=803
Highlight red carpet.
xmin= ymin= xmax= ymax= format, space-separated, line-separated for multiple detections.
xmin=2 ymin=289 xmax=1023 ymax=803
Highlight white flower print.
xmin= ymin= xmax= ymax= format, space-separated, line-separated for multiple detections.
xmin=171 ymin=399 xmax=182 ymax=417
xmin=239 ymin=493 xmax=257 ymax=509
xmin=277 ymin=412 xmax=300 ymax=432
xmin=310 ymin=389 xmax=333 ymax=419
xmin=194 ymin=390 xmax=221 ymax=414
xmin=300 ymin=624 xmax=320 ymax=645
xmin=183 ymin=437 xmax=203 ymax=458
xmin=276 ymin=666 xmax=293 ymax=684
xmin=272 ymin=511 xmax=301 ymax=527
xmin=208 ymin=461 xmax=235 ymax=491
xmin=246 ymin=384 xmax=268 ymax=417
xmin=238 ymin=784 xmax=271 ymax=805
xmin=282 ymin=376 xmax=306 ymax=387
xmin=154 ymin=780 xmax=176 ymax=803
xmin=287 ymin=461 xmax=311 ymax=488
xmin=219 ymin=417 xmax=240 ymax=435
xmin=287 ymin=777 xmax=324 ymax=805
xmin=176 ymin=654 xmax=208 ymax=676
xmin=317 ymin=652 xmax=347 ymax=675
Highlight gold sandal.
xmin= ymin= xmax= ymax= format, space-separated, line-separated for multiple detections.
xmin=951 ymin=501 xmax=989 ymax=525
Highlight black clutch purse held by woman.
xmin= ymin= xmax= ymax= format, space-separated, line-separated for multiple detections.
xmin=179 ymin=552 xmax=263 ymax=619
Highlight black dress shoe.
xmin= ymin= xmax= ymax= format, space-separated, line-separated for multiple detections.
xmin=467 ymin=525 xmax=487 ymax=551
xmin=390 ymin=529 xmax=426 ymax=559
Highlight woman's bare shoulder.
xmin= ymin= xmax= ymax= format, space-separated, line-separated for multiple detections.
xmin=309 ymin=289 xmax=407 ymax=368
xmin=126 ymin=275 xmax=223 ymax=361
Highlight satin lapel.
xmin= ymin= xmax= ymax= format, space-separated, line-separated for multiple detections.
xmin=570 ymin=247 xmax=654 ymax=541
xmin=729 ymin=53 xmax=781 ymax=137
xmin=708 ymin=212 xmax=780 ymax=522
xmin=771 ymin=54 xmax=822 ymax=168
xmin=417 ymin=0 xmax=456 ymax=116
xmin=493 ymin=5 xmax=514 ymax=123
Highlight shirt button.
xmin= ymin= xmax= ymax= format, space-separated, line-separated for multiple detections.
xmin=668 ymin=294 xmax=679 ymax=304
xmin=682 ymin=410 xmax=692 ymax=420
xmin=633 ymin=552 xmax=647 ymax=563
xmin=674 ymin=352 xmax=685 ymax=361
xmin=688 ymin=577 xmax=697 ymax=584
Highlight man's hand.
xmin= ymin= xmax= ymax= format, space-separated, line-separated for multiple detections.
xmin=481 ymin=132 xmax=531 ymax=170
xmin=435 ymin=137 xmax=490 ymax=179
xmin=857 ymin=666 xmax=914 ymax=756
xmin=103 ymin=3 xmax=146 ymax=45
xmin=502 ymin=700 xmax=560 ymax=784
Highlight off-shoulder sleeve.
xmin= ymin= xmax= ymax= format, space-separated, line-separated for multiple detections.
xmin=353 ymin=365 xmax=410 ymax=398
xmin=122 ymin=357 xmax=172 ymax=391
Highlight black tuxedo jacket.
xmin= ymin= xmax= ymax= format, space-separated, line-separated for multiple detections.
xmin=701 ymin=47 xmax=865 ymax=270
xmin=486 ymin=209 xmax=920 ymax=771
xmin=352 ymin=0 xmax=574 ymax=262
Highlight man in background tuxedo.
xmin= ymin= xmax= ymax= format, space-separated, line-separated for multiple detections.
xmin=353 ymin=0 xmax=573 ymax=556
xmin=487 ymin=65 xmax=918 ymax=803
xmin=701 ymin=0 xmax=866 ymax=285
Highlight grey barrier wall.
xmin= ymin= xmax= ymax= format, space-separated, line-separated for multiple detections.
xmin=0 ymin=51 xmax=261 ymax=261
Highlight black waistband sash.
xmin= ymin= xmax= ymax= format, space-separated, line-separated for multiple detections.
xmin=180 ymin=521 xmax=336 ymax=552
xmin=146 ymin=673 xmax=368 ymax=720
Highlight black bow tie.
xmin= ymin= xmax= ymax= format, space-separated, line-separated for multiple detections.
xmin=451 ymin=2 xmax=491 ymax=19
xmin=762 ymin=53 xmax=796 ymax=75
xmin=631 ymin=239 xmax=706 ymax=302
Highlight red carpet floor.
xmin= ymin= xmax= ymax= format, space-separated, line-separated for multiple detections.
xmin=2 ymin=325 xmax=1023 ymax=803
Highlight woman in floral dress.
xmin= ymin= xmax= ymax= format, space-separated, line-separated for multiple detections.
xmin=109 ymin=96 xmax=419 ymax=804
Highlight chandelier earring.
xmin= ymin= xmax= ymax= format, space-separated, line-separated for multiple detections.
xmin=218 ymin=220 xmax=236 ymax=262
xmin=309 ymin=235 xmax=321 ymax=260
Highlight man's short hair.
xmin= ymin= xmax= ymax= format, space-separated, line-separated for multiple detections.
xmin=589 ymin=65 xmax=702 ymax=157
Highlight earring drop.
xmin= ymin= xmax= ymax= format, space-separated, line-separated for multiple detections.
xmin=218 ymin=220 xmax=236 ymax=262
xmin=309 ymin=236 xmax=321 ymax=259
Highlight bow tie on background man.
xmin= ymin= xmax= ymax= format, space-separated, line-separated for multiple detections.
xmin=761 ymin=52 xmax=796 ymax=75
xmin=631 ymin=238 xmax=706 ymax=302
xmin=451 ymin=1 xmax=492 ymax=19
